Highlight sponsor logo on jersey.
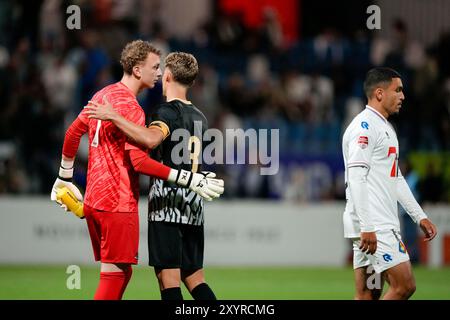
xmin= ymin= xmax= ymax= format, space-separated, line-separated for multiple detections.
xmin=361 ymin=121 xmax=369 ymax=129
xmin=358 ymin=136 xmax=369 ymax=149
xmin=383 ymin=254 xmax=393 ymax=262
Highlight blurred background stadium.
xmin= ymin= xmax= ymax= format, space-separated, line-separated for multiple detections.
xmin=0 ymin=0 xmax=449 ymax=299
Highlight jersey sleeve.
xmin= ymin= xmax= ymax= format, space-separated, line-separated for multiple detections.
xmin=396 ymin=169 xmax=427 ymax=224
xmin=62 ymin=117 xmax=89 ymax=158
xmin=78 ymin=92 xmax=103 ymax=125
xmin=346 ymin=119 xmax=379 ymax=169
xmin=148 ymin=104 xmax=179 ymax=140
xmin=123 ymin=106 xmax=146 ymax=151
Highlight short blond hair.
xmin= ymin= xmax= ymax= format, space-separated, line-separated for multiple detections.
xmin=164 ymin=52 xmax=199 ymax=87
xmin=120 ymin=40 xmax=161 ymax=74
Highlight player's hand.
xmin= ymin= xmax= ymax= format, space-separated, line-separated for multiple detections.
xmin=51 ymin=178 xmax=83 ymax=204
xmin=359 ymin=232 xmax=377 ymax=254
xmin=174 ymin=170 xmax=225 ymax=201
xmin=419 ymin=218 xmax=437 ymax=241
xmin=188 ymin=171 xmax=225 ymax=201
xmin=84 ymin=96 xmax=117 ymax=121
xmin=51 ymin=160 xmax=83 ymax=207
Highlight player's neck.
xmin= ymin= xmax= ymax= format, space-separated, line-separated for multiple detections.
xmin=165 ymin=85 xmax=190 ymax=104
xmin=120 ymin=75 xmax=141 ymax=96
xmin=367 ymin=101 xmax=389 ymax=119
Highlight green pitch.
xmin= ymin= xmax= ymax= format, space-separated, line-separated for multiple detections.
xmin=0 ymin=265 xmax=449 ymax=300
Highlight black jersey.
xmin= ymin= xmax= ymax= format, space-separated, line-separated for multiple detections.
xmin=147 ymin=99 xmax=208 ymax=226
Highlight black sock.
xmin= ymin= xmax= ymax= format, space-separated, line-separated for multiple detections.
xmin=190 ymin=283 xmax=217 ymax=300
xmin=161 ymin=287 xmax=183 ymax=300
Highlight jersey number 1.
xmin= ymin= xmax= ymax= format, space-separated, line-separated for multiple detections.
xmin=91 ymin=120 xmax=101 ymax=147
xmin=388 ymin=147 xmax=398 ymax=177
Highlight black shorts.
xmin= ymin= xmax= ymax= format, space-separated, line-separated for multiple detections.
xmin=148 ymin=221 xmax=204 ymax=270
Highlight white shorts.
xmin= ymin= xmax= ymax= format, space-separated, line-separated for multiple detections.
xmin=352 ymin=229 xmax=410 ymax=274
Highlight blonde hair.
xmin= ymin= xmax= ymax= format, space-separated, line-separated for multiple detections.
xmin=120 ymin=40 xmax=161 ymax=74
xmin=164 ymin=52 xmax=199 ymax=87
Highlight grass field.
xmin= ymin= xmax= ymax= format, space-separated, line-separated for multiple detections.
xmin=1 ymin=265 xmax=449 ymax=300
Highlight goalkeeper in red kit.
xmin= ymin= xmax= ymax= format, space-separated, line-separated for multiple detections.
xmin=49 ymin=40 xmax=224 ymax=300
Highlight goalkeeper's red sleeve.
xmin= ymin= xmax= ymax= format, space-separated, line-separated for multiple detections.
xmin=128 ymin=148 xmax=171 ymax=180
xmin=62 ymin=117 xmax=89 ymax=158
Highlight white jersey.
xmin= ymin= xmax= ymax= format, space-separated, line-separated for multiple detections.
xmin=342 ymin=105 xmax=401 ymax=238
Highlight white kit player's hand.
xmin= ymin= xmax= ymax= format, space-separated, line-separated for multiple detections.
xmin=359 ymin=232 xmax=377 ymax=255
xmin=174 ymin=169 xmax=225 ymax=201
xmin=419 ymin=218 xmax=437 ymax=241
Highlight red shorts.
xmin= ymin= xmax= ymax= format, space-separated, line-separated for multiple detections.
xmin=84 ymin=204 xmax=139 ymax=264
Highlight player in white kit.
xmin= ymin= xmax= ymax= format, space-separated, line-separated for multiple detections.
xmin=342 ymin=67 xmax=437 ymax=300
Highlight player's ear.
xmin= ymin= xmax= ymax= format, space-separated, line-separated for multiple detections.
xmin=165 ymin=69 xmax=173 ymax=83
xmin=132 ymin=65 xmax=141 ymax=79
xmin=375 ymin=88 xmax=383 ymax=101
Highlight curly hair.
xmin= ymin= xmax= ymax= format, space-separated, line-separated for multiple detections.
xmin=164 ymin=52 xmax=199 ymax=87
xmin=120 ymin=40 xmax=161 ymax=74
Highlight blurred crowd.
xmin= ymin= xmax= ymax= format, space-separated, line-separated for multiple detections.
xmin=0 ymin=0 xmax=448 ymax=203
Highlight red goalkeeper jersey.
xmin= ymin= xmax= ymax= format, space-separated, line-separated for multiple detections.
xmin=78 ymin=82 xmax=145 ymax=212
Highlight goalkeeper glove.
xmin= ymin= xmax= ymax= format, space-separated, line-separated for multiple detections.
xmin=51 ymin=158 xmax=83 ymax=210
xmin=169 ymin=169 xmax=224 ymax=201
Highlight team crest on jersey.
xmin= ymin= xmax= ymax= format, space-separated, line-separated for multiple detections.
xmin=361 ymin=121 xmax=369 ymax=129
xmin=358 ymin=136 xmax=369 ymax=149
xmin=399 ymin=241 xmax=407 ymax=254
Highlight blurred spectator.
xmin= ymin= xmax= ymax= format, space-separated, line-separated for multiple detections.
xmin=239 ymin=164 xmax=270 ymax=198
xmin=341 ymin=97 xmax=364 ymax=132
xmin=283 ymin=168 xmax=308 ymax=202
xmin=41 ymin=53 xmax=78 ymax=117
xmin=219 ymin=72 xmax=250 ymax=117
xmin=371 ymin=18 xmax=425 ymax=71
xmin=313 ymin=27 xmax=347 ymax=69
xmin=420 ymin=161 xmax=445 ymax=204
xmin=190 ymin=63 xmax=221 ymax=124
xmin=40 ymin=0 xmax=65 ymax=53
xmin=431 ymin=31 xmax=450 ymax=82
xmin=0 ymin=143 xmax=27 ymax=193
xmin=209 ymin=12 xmax=246 ymax=52
xmin=259 ymin=7 xmax=283 ymax=53
xmin=78 ymin=30 xmax=111 ymax=105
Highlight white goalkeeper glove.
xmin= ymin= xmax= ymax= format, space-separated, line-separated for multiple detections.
xmin=168 ymin=169 xmax=224 ymax=201
xmin=51 ymin=159 xmax=83 ymax=210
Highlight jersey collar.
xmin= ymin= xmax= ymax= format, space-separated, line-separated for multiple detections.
xmin=366 ymin=105 xmax=387 ymax=123
xmin=168 ymin=98 xmax=193 ymax=106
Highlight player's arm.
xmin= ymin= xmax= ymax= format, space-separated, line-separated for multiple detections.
xmin=50 ymin=117 xmax=87 ymax=205
xmin=347 ymin=165 xmax=377 ymax=254
xmin=118 ymin=105 xmax=224 ymax=201
xmin=84 ymin=99 xmax=164 ymax=150
xmin=396 ymin=170 xmax=437 ymax=241
xmin=346 ymin=123 xmax=378 ymax=254
xmin=127 ymin=148 xmax=224 ymax=201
